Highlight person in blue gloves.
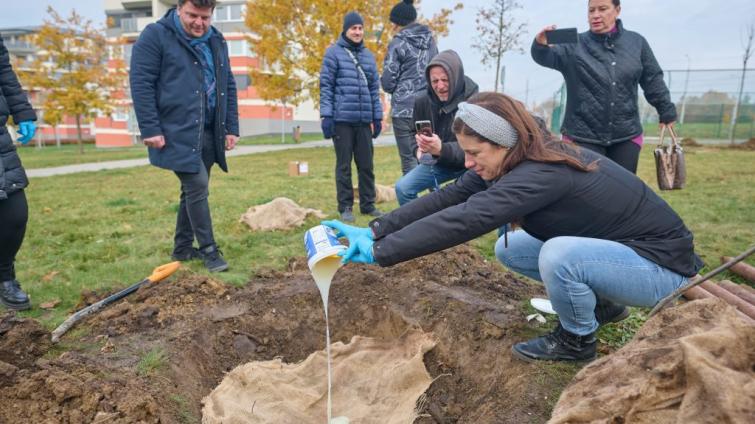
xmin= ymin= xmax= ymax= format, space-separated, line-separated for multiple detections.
xmin=323 ymin=92 xmax=702 ymax=363
xmin=0 ymin=36 xmax=37 ymax=310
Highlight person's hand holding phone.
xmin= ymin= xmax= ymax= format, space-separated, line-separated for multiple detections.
xmin=536 ymin=25 xmax=557 ymax=46
xmin=415 ymin=133 xmax=441 ymax=156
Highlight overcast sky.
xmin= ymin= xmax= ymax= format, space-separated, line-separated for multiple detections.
xmin=3 ymin=0 xmax=755 ymax=105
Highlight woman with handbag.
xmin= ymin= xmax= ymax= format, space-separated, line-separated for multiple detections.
xmin=531 ymin=0 xmax=676 ymax=174
xmin=322 ymin=92 xmax=703 ymax=363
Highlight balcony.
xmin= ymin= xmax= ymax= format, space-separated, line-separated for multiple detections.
xmin=121 ymin=0 xmax=152 ymax=10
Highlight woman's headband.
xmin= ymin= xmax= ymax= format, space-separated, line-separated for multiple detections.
xmin=455 ymin=102 xmax=519 ymax=148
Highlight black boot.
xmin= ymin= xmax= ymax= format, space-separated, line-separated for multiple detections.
xmin=512 ymin=324 xmax=596 ymax=362
xmin=595 ymin=301 xmax=630 ymax=326
xmin=199 ymin=245 xmax=229 ymax=273
xmin=171 ymin=246 xmax=200 ymax=262
xmin=0 ymin=280 xmax=31 ymax=311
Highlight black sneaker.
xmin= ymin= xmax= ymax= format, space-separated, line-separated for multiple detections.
xmin=199 ymin=245 xmax=229 ymax=272
xmin=595 ymin=302 xmax=630 ymax=326
xmin=512 ymin=324 xmax=596 ymax=363
xmin=0 ymin=280 xmax=31 ymax=311
xmin=171 ymin=247 xmax=200 ymax=262
xmin=340 ymin=207 xmax=355 ymax=223
xmin=361 ymin=208 xmax=383 ymax=218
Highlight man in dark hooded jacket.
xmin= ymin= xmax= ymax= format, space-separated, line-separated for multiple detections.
xmin=394 ymin=49 xmax=478 ymax=206
xmin=381 ymin=0 xmax=437 ymax=175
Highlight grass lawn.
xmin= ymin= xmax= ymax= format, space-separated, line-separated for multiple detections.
xmin=17 ymin=143 xmax=148 ymax=169
xmin=16 ymin=133 xmax=325 ymax=169
xmin=16 ymin=144 xmax=755 ymax=333
xmin=642 ymin=122 xmax=755 ymax=140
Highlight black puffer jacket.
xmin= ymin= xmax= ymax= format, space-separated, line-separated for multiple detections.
xmin=369 ymin=145 xmax=703 ymax=278
xmin=531 ymin=20 xmax=675 ymax=146
xmin=412 ymin=50 xmax=479 ymax=170
xmin=0 ymin=38 xmax=36 ymax=200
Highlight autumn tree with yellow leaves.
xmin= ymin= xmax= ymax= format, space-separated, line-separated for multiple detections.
xmin=19 ymin=7 xmax=126 ymax=153
xmin=245 ymin=0 xmax=462 ymax=106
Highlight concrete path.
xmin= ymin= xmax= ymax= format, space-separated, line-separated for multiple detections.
xmin=26 ymin=135 xmax=396 ymax=178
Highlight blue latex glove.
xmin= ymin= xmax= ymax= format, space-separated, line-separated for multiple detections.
xmin=321 ymin=117 xmax=335 ymax=139
xmin=17 ymin=121 xmax=36 ymax=144
xmin=322 ymin=219 xmax=375 ymax=264
xmin=372 ymin=120 xmax=382 ymax=138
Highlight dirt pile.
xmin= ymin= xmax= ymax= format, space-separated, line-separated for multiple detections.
xmin=0 ymin=245 xmax=581 ymax=423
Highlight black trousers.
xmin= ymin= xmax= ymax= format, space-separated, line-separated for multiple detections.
xmin=173 ymin=129 xmax=217 ymax=252
xmin=575 ymin=140 xmax=641 ymax=174
xmin=333 ymin=123 xmax=376 ymax=213
xmin=0 ymin=190 xmax=28 ymax=281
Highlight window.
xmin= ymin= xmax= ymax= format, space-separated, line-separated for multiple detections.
xmin=227 ymin=39 xmax=247 ymax=56
xmin=234 ymin=74 xmax=251 ymax=90
xmin=213 ymin=3 xmax=245 ymax=22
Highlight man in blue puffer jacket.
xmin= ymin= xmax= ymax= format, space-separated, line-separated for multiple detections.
xmin=320 ymin=11 xmax=384 ymax=222
xmin=0 ymin=36 xmax=37 ymax=310
xmin=131 ymin=0 xmax=239 ymax=272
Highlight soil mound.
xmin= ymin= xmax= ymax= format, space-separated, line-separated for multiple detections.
xmin=550 ymin=298 xmax=755 ymax=423
xmin=0 ymin=245 xmax=579 ymax=423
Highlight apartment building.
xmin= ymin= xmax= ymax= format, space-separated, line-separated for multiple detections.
xmin=98 ymin=0 xmax=320 ymax=147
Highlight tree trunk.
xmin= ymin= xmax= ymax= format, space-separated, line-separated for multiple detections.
xmin=55 ymin=125 xmax=61 ymax=148
xmin=75 ymin=114 xmax=84 ymax=154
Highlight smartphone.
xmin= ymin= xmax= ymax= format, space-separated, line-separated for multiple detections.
xmin=415 ymin=120 xmax=433 ymax=137
xmin=545 ymin=28 xmax=578 ymax=45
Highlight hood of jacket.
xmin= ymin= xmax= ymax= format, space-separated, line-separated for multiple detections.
xmin=425 ymin=50 xmax=478 ymax=113
xmin=395 ymin=22 xmax=434 ymax=50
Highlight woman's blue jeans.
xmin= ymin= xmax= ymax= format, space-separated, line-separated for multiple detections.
xmin=395 ymin=164 xmax=466 ymax=206
xmin=495 ymin=230 xmax=688 ymax=336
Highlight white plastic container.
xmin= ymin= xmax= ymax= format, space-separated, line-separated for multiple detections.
xmin=304 ymin=225 xmax=347 ymax=272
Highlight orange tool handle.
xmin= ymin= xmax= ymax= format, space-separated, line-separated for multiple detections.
xmin=147 ymin=261 xmax=180 ymax=283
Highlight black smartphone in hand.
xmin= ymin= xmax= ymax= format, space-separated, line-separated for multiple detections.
xmin=415 ymin=120 xmax=433 ymax=136
xmin=545 ymin=28 xmax=578 ymax=44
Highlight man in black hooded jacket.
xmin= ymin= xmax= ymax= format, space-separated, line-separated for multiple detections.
xmin=394 ymin=49 xmax=478 ymax=206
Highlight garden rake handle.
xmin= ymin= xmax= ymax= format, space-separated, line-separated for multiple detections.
xmin=51 ymin=261 xmax=180 ymax=343
xmin=649 ymin=245 xmax=755 ymax=318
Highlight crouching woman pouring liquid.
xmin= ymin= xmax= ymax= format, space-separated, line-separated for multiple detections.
xmin=323 ymin=92 xmax=703 ymax=362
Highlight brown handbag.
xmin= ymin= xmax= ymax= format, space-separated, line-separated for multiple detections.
xmin=653 ymin=126 xmax=686 ymax=190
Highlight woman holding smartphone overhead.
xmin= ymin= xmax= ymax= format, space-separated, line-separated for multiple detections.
xmin=531 ymin=0 xmax=676 ymax=174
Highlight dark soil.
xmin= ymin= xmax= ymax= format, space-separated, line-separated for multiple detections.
xmin=0 ymin=245 xmax=580 ymax=423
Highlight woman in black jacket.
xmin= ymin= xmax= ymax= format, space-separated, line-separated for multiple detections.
xmin=323 ymin=92 xmax=702 ymax=363
xmin=0 ymin=37 xmax=37 ymax=310
xmin=531 ymin=0 xmax=675 ymax=174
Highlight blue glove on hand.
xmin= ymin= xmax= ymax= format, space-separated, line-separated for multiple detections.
xmin=322 ymin=219 xmax=375 ymax=264
xmin=17 ymin=121 xmax=36 ymax=144
xmin=372 ymin=120 xmax=382 ymax=138
xmin=321 ymin=117 xmax=335 ymax=139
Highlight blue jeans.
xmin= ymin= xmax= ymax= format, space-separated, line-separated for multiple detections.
xmin=395 ymin=164 xmax=466 ymax=206
xmin=495 ymin=230 xmax=688 ymax=335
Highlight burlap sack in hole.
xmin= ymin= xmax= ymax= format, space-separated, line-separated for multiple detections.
xmin=550 ymin=298 xmax=755 ymax=423
xmin=239 ymin=197 xmax=326 ymax=231
xmin=202 ymin=329 xmax=436 ymax=424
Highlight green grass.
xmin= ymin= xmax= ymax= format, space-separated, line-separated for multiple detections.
xmin=16 ymin=133 xmax=324 ymax=169
xmin=17 ymin=143 xmax=147 ymax=169
xmin=642 ymin=122 xmax=755 ymax=140
xmin=238 ymin=132 xmax=323 ymax=145
xmin=137 ymin=347 xmax=168 ymax=376
xmin=14 ymin=144 xmax=755 ymax=342
xmin=170 ymin=394 xmax=198 ymax=424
